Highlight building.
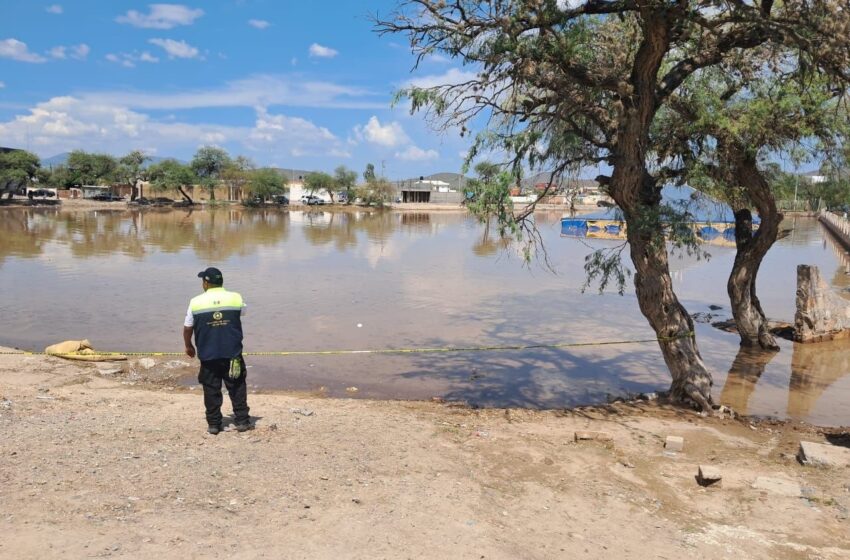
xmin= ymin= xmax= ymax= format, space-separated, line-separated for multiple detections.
xmin=395 ymin=172 xmax=469 ymax=204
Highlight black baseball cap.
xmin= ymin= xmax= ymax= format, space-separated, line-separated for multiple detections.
xmin=197 ymin=267 xmax=223 ymax=285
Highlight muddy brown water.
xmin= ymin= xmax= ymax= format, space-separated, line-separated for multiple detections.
xmin=2 ymin=207 xmax=849 ymax=425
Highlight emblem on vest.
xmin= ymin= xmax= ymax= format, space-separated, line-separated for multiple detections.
xmin=213 ymin=311 xmax=223 ymax=320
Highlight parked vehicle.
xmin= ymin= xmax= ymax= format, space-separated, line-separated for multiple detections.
xmin=91 ymin=193 xmax=124 ymax=202
xmin=301 ymin=195 xmax=325 ymax=205
xmin=271 ymin=195 xmax=289 ymax=205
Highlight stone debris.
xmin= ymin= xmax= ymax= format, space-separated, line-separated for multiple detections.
xmin=797 ymin=441 xmax=850 ymax=468
xmin=752 ymin=476 xmax=802 ymax=498
xmin=664 ymin=436 xmax=684 ymax=452
xmin=794 ymin=264 xmax=850 ymax=342
xmin=97 ymin=366 xmax=123 ymax=376
xmin=697 ymin=465 xmax=722 ymax=488
xmin=137 ymin=358 xmax=156 ymax=370
xmin=290 ymin=408 xmax=314 ymax=417
xmin=574 ymin=431 xmax=613 ymax=442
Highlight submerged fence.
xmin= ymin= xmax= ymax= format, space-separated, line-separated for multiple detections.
xmin=819 ymin=210 xmax=850 ymax=252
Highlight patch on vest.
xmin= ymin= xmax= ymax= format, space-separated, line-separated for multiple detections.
xmin=213 ymin=311 xmax=223 ymax=320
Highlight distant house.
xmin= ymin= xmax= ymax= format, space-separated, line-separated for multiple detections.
xmin=396 ymin=178 xmax=464 ymax=204
xmin=80 ymin=185 xmax=111 ymax=199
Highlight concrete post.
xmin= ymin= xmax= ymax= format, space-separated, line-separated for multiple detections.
xmin=794 ymin=265 xmax=850 ymax=342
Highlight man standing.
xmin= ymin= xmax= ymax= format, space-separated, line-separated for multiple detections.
xmin=183 ymin=267 xmax=251 ymax=434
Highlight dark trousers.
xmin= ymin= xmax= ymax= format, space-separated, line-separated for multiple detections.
xmin=198 ymin=357 xmax=250 ymax=427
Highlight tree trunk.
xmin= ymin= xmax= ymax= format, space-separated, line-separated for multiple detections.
xmin=607 ymin=15 xmax=715 ymax=411
xmin=177 ymin=185 xmax=194 ymax=204
xmin=726 ymin=151 xmax=782 ymax=350
xmin=623 ymin=204 xmax=715 ymax=411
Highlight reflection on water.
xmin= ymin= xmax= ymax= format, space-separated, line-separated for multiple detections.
xmin=2 ymin=207 xmax=849 ymax=425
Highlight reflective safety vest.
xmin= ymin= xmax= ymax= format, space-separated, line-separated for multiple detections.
xmin=189 ymin=287 xmax=244 ymax=361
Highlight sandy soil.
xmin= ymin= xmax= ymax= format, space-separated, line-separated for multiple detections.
xmin=1 ymin=347 xmax=848 ymax=560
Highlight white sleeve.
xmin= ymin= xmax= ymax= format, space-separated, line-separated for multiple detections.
xmin=184 ymin=305 xmax=194 ymax=327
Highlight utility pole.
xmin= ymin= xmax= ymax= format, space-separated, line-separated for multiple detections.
xmin=793 ymin=173 xmax=799 ymax=210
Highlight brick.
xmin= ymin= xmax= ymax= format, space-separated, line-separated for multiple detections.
xmin=664 ymin=436 xmax=684 ymax=452
xmin=697 ymin=465 xmax=722 ymax=487
xmin=797 ymin=441 xmax=850 ymax=468
xmin=574 ymin=431 xmax=613 ymax=442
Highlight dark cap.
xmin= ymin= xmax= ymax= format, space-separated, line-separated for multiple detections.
xmin=197 ymin=267 xmax=223 ymax=285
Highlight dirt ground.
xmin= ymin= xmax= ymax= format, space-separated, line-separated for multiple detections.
xmin=1 ymin=347 xmax=848 ymax=560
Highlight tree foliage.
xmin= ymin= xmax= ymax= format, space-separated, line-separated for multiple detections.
xmin=247 ymin=168 xmax=288 ymax=201
xmin=66 ymin=150 xmax=117 ymax=186
xmin=116 ymin=150 xmax=151 ymax=201
xmin=148 ymin=159 xmax=196 ymax=203
xmin=363 ymin=163 xmax=376 ymax=184
xmin=378 ymin=0 xmax=850 ymax=410
xmin=334 ymin=165 xmax=358 ymax=204
xmin=0 ymin=150 xmax=40 ymax=198
xmin=191 ymin=146 xmax=231 ymax=201
xmin=304 ymin=171 xmax=336 ymax=202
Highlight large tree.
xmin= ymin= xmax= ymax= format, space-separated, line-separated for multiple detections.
xmin=378 ymin=0 xmax=850 ymax=410
xmin=334 ymin=165 xmax=358 ymax=204
xmin=66 ymin=150 xmax=117 ymax=186
xmin=247 ymin=168 xmax=288 ymax=202
xmin=656 ymin=65 xmax=848 ymax=350
xmin=116 ymin=150 xmax=150 ymax=201
xmin=221 ymin=155 xmax=255 ymax=201
xmin=0 ymin=150 xmax=40 ymax=199
xmin=304 ymin=171 xmax=336 ymax=202
xmin=191 ymin=146 xmax=231 ymax=201
xmin=148 ymin=159 xmax=196 ymax=203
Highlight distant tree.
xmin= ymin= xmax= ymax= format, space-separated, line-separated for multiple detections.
xmin=363 ymin=163 xmax=376 ymax=184
xmin=247 ymin=168 xmax=288 ymax=202
xmin=334 ymin=165 xmax=358 ymax=204
xmin=221 ymin=155 xmax=255 ymax=201
xmin=116 ymin=150 xmax=150 ymax=201
xmin=67 ymin=150 xmax=117 ymax=186
xmin=304 ymin=171 xmax=336 ymax=202
xmin=148 ymin=159 xmax=196 ymax=203
xmin=0 ymin=150 xmax=40 ymax=198
xmin=191 ymin=146 xmax=231 ymax=201
xmin=357 ymin=178 xmax=395 ymax=208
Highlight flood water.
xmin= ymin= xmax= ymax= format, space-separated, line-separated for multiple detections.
xmin=2 ymin=207 xmax=849 ymax=426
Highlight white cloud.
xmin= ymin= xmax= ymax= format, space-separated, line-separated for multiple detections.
xmin=354 ymin=116 xmax=409 ymax=147
xmin=48 ymin=43 xmax=88 ymax=60
xmin=308 ymin=43 xmax=338 ymax=58
xmin=106 ymin=51 xmax=159 ymax=68
xmin=0 ymin=39 xmax=47 ymax=63
xmin=148 ymin=38 xmax=199 ymax=59
xmin=71 ymin=44 xmax=90 ymax=59
xmin=249 ymin=107 xmax=337 ymax=152
xmin=116 ymin=4 xmax=204 ymax=29
xmin=82 ymin=74 xmax=384 ymax=110
xmin=46 ymin=4 xmax=63 ymax=14
xmin=248 ymin=19 xmax=270 ymax=29
xmin=406 ymin=68 xmax=479 ymax=89
xmin=0 ymin=81 xmax=5 ymax=89
xmin=0 ymin=96 xmax=240 ymax=156
xmin=396 ymin=145 xmax=439 ymax=161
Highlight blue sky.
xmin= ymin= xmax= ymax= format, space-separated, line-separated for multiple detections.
xmin=0 ymin=1 xmax=478 ymax=178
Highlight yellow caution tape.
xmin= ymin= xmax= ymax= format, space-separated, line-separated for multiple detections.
xmin=0 ymin=332 xmax=694 ymax=358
